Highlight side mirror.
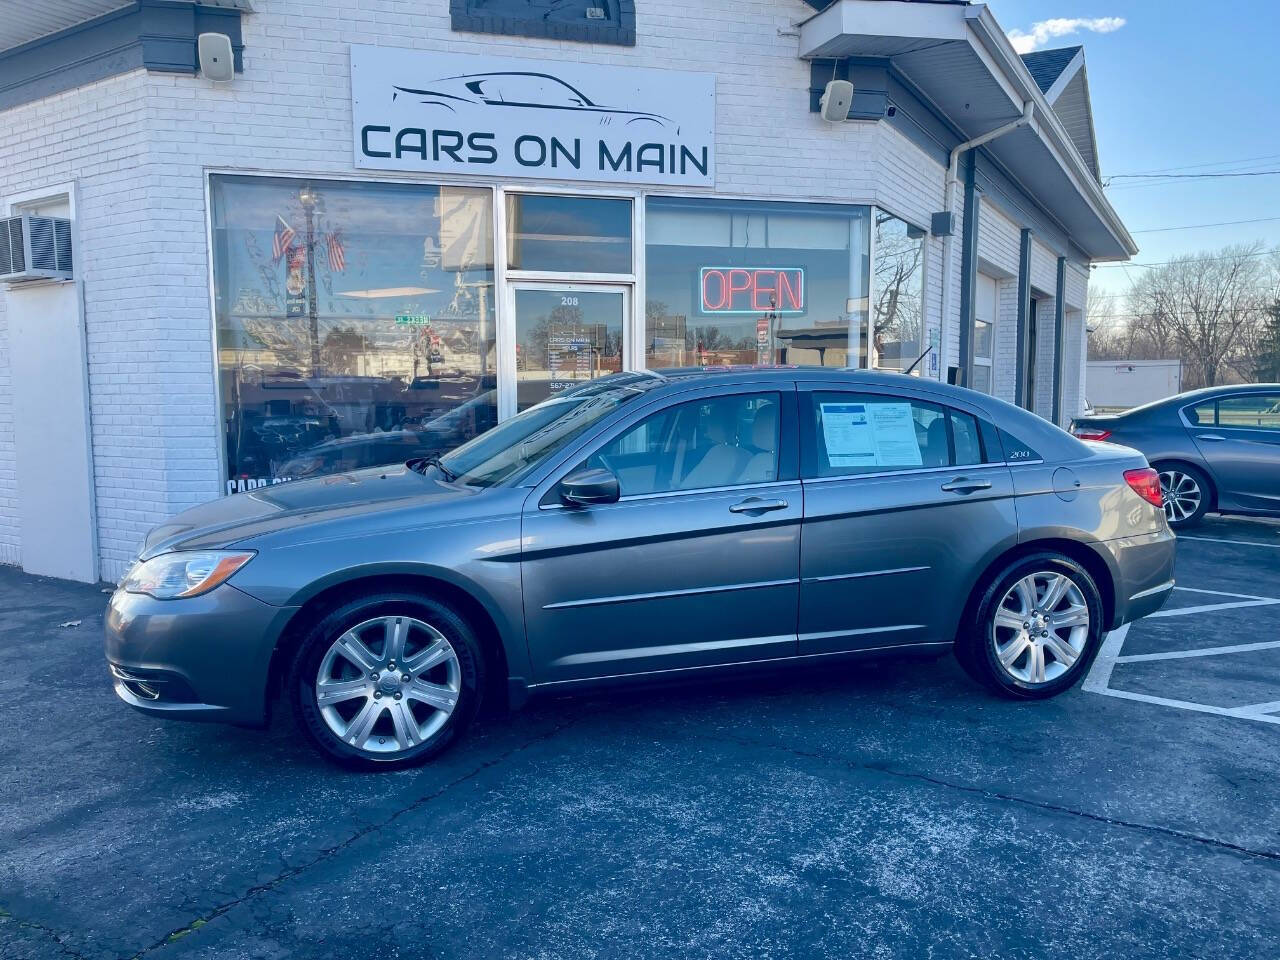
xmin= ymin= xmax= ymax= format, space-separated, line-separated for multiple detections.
xmin=560 ymin=467 xmax=620 ymax=507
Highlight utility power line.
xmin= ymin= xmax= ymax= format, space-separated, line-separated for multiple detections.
xmin=1105 ymin=170 xmax=1280 ymax=185
xmin=1108 ymin=152 xmax=1280 ymax=177
xmin=1094 ymin=247 xmax=1280 ymax=269
xmin=1129 ymin=215 xmax=1280 ymax=234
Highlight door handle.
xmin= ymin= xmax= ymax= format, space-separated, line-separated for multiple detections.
xmin=940 ymin=477 xmax=992 ymax=494
xmin=729 ymin=497 xmax=789 ymax=514
xmin=1197 ymin=433 xmax=1226 ymax=442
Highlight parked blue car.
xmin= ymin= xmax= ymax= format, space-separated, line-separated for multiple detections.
xmin=1072 ymin=383 xmax=1280 ymax=527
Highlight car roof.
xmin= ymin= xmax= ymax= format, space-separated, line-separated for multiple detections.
xmin=1183 ymin=383 xmax=1280 ymax=397
xmin=636 ymin=366 xmax=1010 ymax=408
xmin=647 ymin=366 xmax=937 ymax=388
xmin=1119 ymin=382 xmax=1280 ymax=418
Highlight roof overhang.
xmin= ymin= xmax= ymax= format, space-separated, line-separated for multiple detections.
xmin=0 ymin=0 xmax=254 ymax=57
xmin=798 ymin=1 xmax=1136 ymax=261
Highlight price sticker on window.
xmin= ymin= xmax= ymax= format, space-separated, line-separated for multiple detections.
xmin=821 ymin=402 xmax=922 ymax=468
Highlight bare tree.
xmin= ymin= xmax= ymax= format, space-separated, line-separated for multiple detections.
xmin=1086 ymin=284 xmax=1174 ymax=362
xmin=872 ymin=221 xmax=925 ymax=359
xmin=1085 ymin=285 xmax=1124 ymax=359
xmin=1126 ymin=243 xmax=1268 ymax=388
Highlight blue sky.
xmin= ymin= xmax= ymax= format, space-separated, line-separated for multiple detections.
xmin=990 ymin=0 xmax=1280 ymax=303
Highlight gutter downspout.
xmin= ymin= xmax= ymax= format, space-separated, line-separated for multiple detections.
xmin=938 ymin=101 xmax=1034 ymax=381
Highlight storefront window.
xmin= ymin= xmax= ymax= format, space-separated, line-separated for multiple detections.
xmin=514 ymin=286 xmax=625 ymax=411
xmin=507 ymin=194 xmax=632 ymax=274
xmin=871 ymin=212 xmax=927 ymax=374
xmin=210 ymin=175 xmax=496 ymax=492
xmin=644 ymin=197 xmax=870 ymax=369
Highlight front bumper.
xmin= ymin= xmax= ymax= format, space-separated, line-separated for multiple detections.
xmin=104 ymin=583 xmax=298 ymax=727
xmin=1100 ymin=528 xmax=1177 ymax=628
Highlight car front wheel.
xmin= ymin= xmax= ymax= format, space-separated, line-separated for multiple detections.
xmin=957 ymin=553 xmax=1104 ymax=700
xmin=288 ymin=592 xmax=483 ymax=770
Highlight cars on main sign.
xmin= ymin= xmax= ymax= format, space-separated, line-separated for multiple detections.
xmin=106 ymin=369 xmax=1175 ymax=770
xmin=1071 ymin=383 xmax=1280 ymax=527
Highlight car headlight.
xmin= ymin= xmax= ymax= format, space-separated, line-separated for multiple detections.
xmin=121 ymin=551 xmax=255 ymax=600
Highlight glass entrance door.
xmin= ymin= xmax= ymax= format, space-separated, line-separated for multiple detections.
xmin=509 ymin=283 xmax=629 ymax=413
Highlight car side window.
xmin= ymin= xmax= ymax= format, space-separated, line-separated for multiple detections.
xmin=1185 ymin=401 xmax=1217 ymax=426
xmin=805 ymin=392 xmax=989 ymax=478
xmin=1216 ymin=395 xmax=1280 ymax=431
xmin=951 ymin=411 xmax=984 ymax=467
xmin=580 ymin=392 xmax=781 ymax=496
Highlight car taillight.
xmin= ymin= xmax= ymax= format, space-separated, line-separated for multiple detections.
xmin=1124 ymin=468 xmax=1163 ymax=508
xmin=1073 ymin=426 xmax=1112 ymax=442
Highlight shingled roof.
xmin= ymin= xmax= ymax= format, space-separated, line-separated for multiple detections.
xmin=1020 ymin=45 xmax=1084 ymax=94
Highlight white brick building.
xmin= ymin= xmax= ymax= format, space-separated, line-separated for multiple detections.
xmin=0 ymin=0 xmax=1135 ymax=583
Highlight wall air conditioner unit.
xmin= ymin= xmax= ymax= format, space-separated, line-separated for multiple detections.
xmin=0 ymin=215 xmax=74 ymax=283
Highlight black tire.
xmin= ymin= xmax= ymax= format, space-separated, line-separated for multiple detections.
xmin=288 ymin=591 xmax=484 ymax=770
xmin=955 ymin=553 xmax=1104 ymax=700
xmin=1153 ymin=462 xmax=1211 ymax=528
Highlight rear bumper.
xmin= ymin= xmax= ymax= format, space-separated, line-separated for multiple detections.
xmin=1099 ymin=529 xmax=1177 ymax=628
xmin=104 ymin=584 xmax=298 ymax=727
xmin=1119 ymin=578 xmax=1175 ymax=624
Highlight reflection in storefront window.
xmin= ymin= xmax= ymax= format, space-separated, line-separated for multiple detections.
xmin=644 ymin=197 xmax=870 ymax=370
xmin=210 ymin=176 xmax=496 ymax=493
xmin=872 ymin=212 xmax=927 ymax=374
xmin=514 ymin=288 xmax=625 ymax=411
xmin=507 ymin=194 xmax=632 ymax=274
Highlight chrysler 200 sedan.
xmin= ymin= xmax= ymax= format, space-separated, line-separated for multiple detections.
xmin=106 ymin=369 xmax=1175 ymax=770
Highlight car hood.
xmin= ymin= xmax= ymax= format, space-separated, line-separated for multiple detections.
xmin=139 ymin=464 xmax=479 ymax=559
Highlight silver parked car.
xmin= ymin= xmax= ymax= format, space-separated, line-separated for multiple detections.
xmin=1071 ymin=383 xmax=1280 ymax=527
xmin=106 ymin=369 xmax=1175 ymax=769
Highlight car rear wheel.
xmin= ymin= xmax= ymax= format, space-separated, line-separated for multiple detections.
xmin=957 ymin=553 xmax=1104 ymax=700
xmin=288 ymin=592 xmax=483 ymax=770
xmin=1154 ymin=463 xmax=1210 ymax=527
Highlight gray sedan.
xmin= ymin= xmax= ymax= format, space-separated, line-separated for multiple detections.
xmin=106 ymin=369 xmax=1175 ymax=769
xmin=1071 ymin=383 xmax=1280 ymax=527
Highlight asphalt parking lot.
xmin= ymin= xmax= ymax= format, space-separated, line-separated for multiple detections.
xmin=2 ymin=516 xmax=1278 ymax=960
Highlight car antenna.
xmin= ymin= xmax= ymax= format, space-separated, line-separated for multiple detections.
xmin=901 ymin=344 xmax=932 ymax=376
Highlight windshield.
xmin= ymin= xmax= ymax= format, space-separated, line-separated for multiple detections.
xmin=438 ymin=374 xmax=663 ymax=487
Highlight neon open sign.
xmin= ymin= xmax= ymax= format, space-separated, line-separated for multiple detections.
xmin=699 ymin=267 xmax=805 ymax=315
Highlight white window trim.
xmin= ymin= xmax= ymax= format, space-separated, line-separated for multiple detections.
xmin=504 ymin=279 xmax=632 ymax=421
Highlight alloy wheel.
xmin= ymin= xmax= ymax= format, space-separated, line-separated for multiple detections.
xmin=1158 ymin=470 xmax=1202 ymax=524
xmin=314 ymin=615 xmax=461 ymax=754
xmin=991 ymin=572 xmax=1090 ymax=685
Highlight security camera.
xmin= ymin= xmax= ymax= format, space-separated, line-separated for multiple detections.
xmin=819 ymin=80 xmax=854 ymax=123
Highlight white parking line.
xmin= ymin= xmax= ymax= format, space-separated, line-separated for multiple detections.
xmin=1088 ymin=686 xmax=1280 ymax=725
xmin=1146 ymin=585 xmax=1280 ymax=619
xmin=1083 ymin=586 xmax=1280 ymax=725
xmin=1081 ymin=623 xmax=1126 ymax=691
xmin=1179 ymin=535 xmax=1280 ymax=549
xmin=1173 ymin=585 xmax=1280 ymax=601
xmin=1148 ymin=599 xmax=1280 ymax=618
xmin=1115 ymin=639 xmax=1280 ymax=663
